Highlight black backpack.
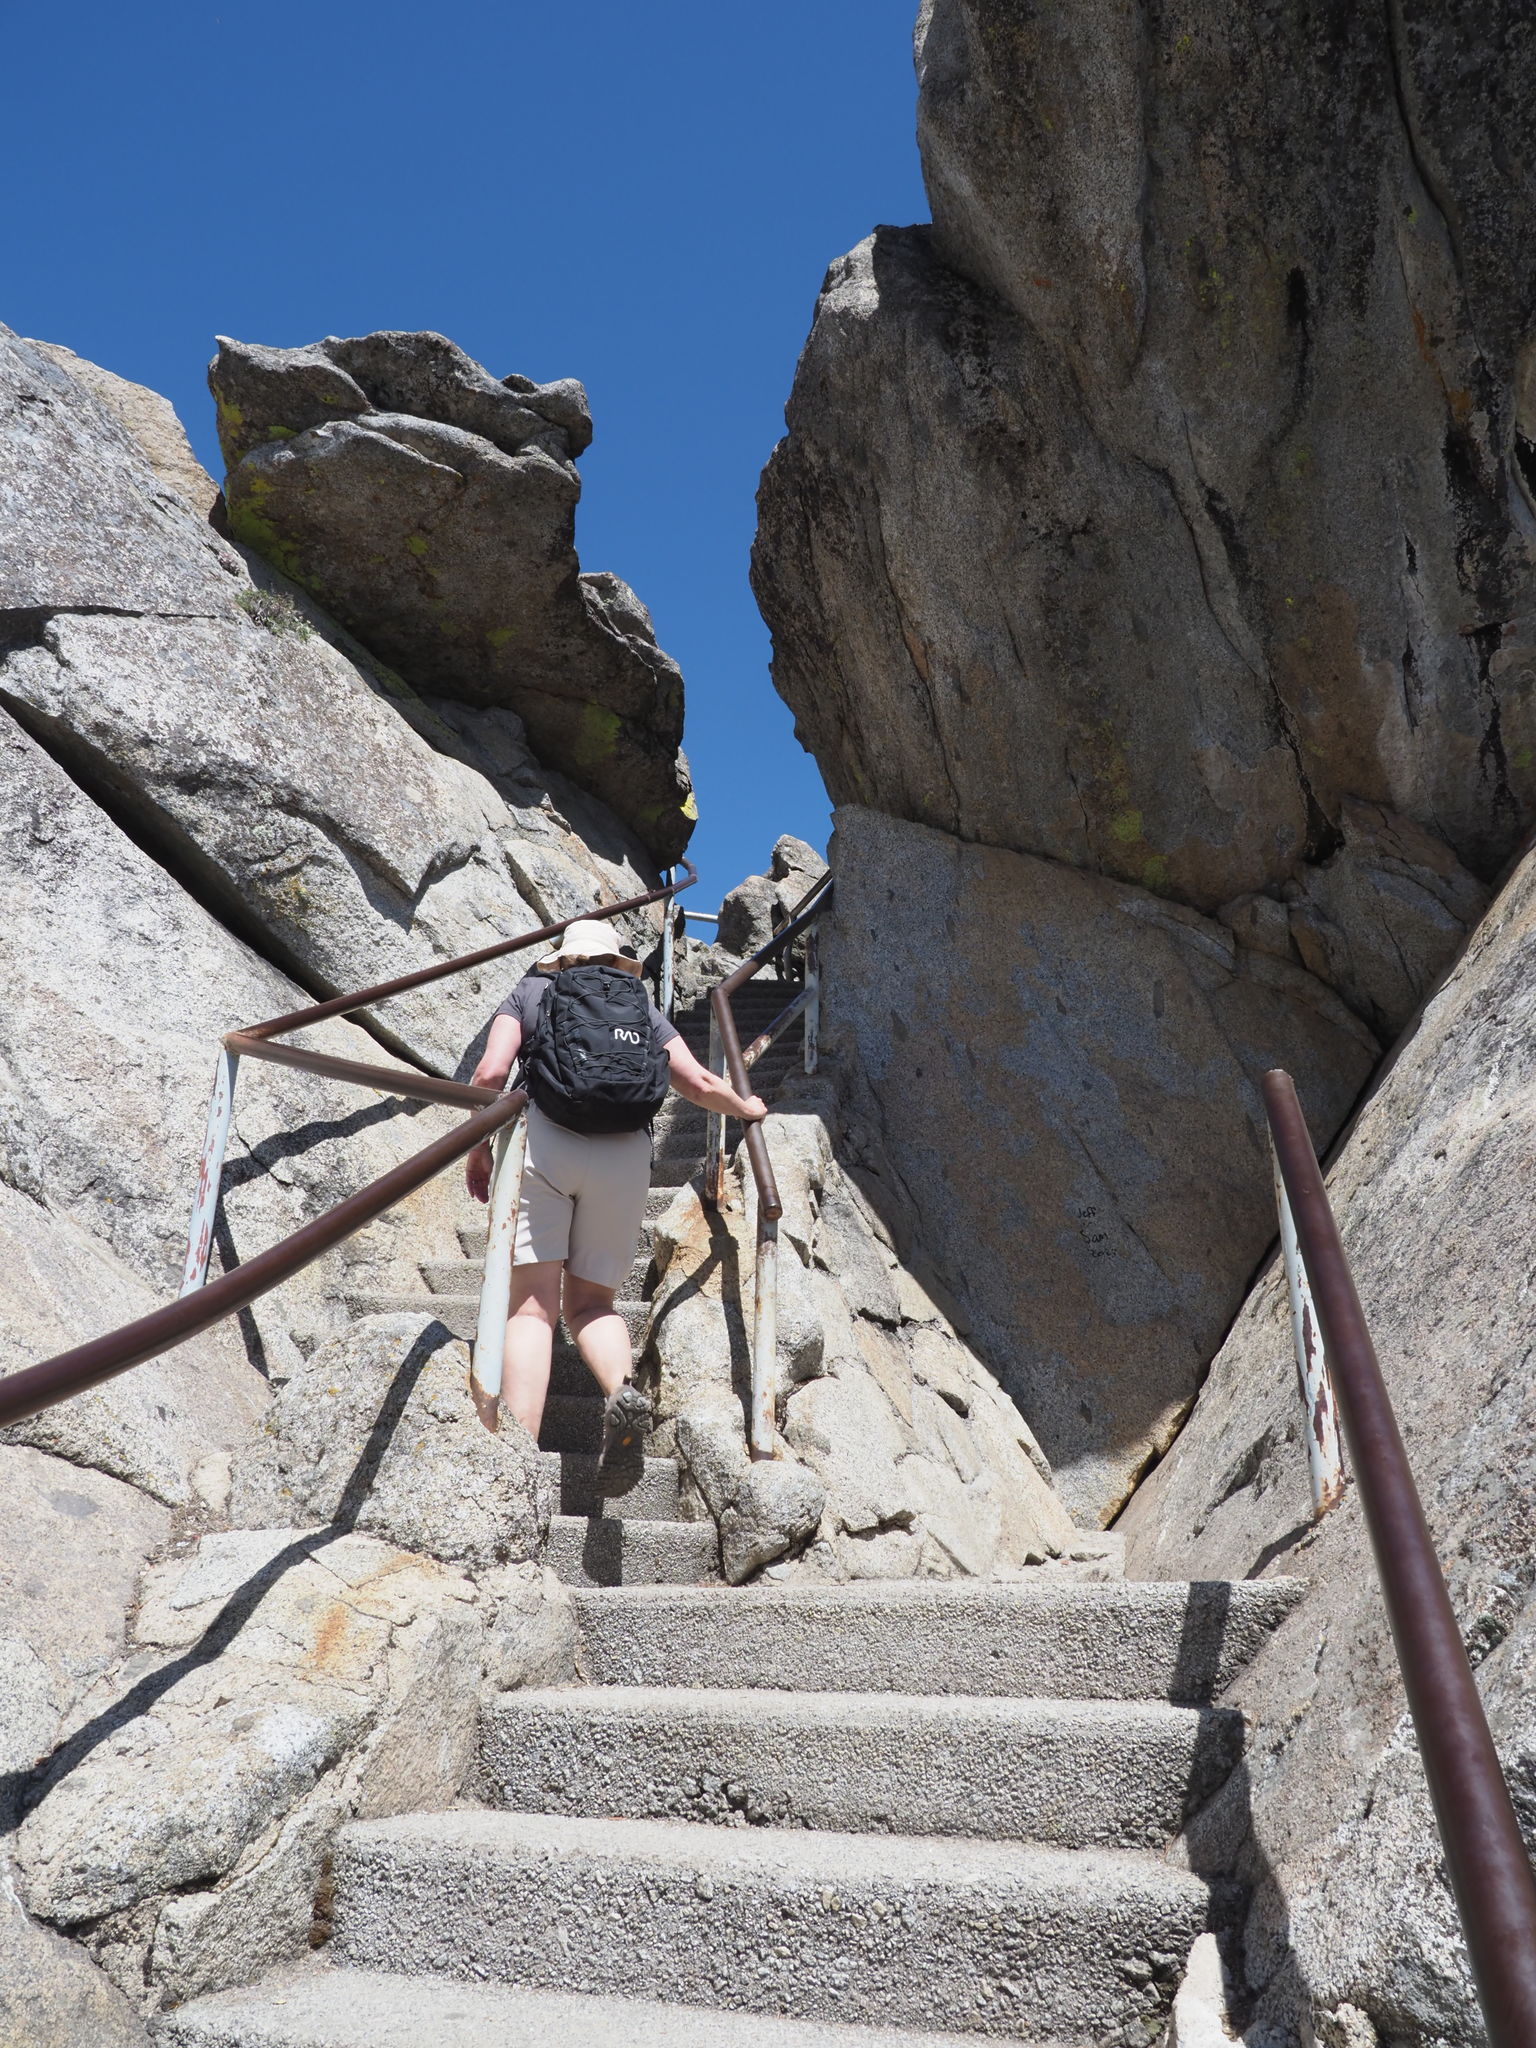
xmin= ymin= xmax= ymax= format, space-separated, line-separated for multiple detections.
xmin=519 ymin=964 xmax=671 ymax=1135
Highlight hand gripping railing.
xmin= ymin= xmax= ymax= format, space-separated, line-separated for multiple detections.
xmin=703 ymin=872 xmax=832 ymax=1458
xmin=1264 ymin=1069 xmax=1536 ymax=2043
xmin=0 ymin=864 xmax=696 ymax=1434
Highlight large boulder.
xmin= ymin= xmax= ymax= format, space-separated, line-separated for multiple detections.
xmin=754 ymin=3 xmax=1536 ymax=1040
xmin=230 ymin=1314 xmax=551 ymax=1573
xmin=0 ymin=328 xmax=658 ymax=1078
xmin=716 ymin=834 xmax=829 ymax=960
xmin=10 ymin=1531 xmax=483 ymax=2012
xmin=821 ymin=804 xmax=1378 ymax=1523
xmin=1120 ymin=829 xmax=1536 ymax=2043
xmin=210 ymin=331 xmax=694 ymax=863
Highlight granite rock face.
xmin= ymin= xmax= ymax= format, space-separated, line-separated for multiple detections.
xmin=28 ymin=340 xmax=219 ymax=519
xmin=1121 ymin=829 xmax=1536 ymax=2043
xmin=821 ymin=804 xmax=1377 ymax=1523
xmin=0 ymin=1184 xmax=263 ymax=1509
xmin=644 ymin=1084 xmax=1078 ymax=1577
xmin=0 ymin=709 xmax=465 ymax=1372
xmin=0 ymin=326 xmax=240 ymax=617
xmin=755 ymin=5 xmax=1536 ymax=1027
xmin=0 ymin=1867 xmax=150 ymax=2048
xmin=230 ymin=1314 xmax=552 ymax=1573
xmin=0 ymin=330 xmax=678 ymax=2026
xmin=211 ymin=331 xmax=694 ymax=863
xmin=750 ymin=0 xmax=1536 ymax=1518
xmin=0 ymin=1445 xmax=172 ymax=1785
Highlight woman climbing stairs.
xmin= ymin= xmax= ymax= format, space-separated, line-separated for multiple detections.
xmin=354 ymin=979 xmax=807 ymax=1586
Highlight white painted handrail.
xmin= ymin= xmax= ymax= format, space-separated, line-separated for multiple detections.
xmin=470 ymin=1109 xmax=527 ymax=1425
xmin=1272 ymin=1139 xmax=1345 ymax=1516
xmin=179 ymin=1047 xmax=240 ymax=1296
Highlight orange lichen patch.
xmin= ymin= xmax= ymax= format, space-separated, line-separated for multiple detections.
xmin=309 ymin=1602 xmax=358 ymax=1676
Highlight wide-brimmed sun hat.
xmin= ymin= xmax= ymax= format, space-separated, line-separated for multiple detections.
xmin=535 ymin=916 xmax=641 ymax=974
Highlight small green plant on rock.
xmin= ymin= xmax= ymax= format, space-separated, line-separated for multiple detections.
xmin=236 ymin=585 xmax=314 ymax=641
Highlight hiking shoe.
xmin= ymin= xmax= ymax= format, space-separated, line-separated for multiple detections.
xmin=595 ymin=1382 xmax=653 ymax=1496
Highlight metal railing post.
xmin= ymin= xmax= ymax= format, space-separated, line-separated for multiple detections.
xmin=704 ymin=1010 xmax=726 ymax=1208
xmin=470 ymin=1110 xmax=525 ymax=1431
xmin=659 ymin=869 xmax=676 ymax=1020
xmin=1272 ymin=1141 xmax=1345 ymax=1517
xmin=751 ymin=1209 xmax=778 ymax=1459
xmin=803 ymin=923 xmax=820 ymax=1075
xmin=179 ymin=1046 xmax=240 ymax=1296
xmin=1264 ymin=1069 xmax=1536 ymax=2045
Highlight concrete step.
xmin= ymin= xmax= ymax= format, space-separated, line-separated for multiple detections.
xmin=151 ymin=1961 xmax=993 ymax=2047
xmin=537 ymin=1394 xmax=603 ymax=1454
xmin=546 ymin=1516 xmax=719 ymax=1588
xmin=654 ymin=1134 xmax=708 ymax=1165
xmin=354 ymin=1295 xmax=651 ymax=1347
xmin=481 ymin=1686 xmax=1242 ymax=1847
xmin=331 ymin=1809 xmax=1209 ymax=2040
xmin=539 ymin=1453 xmax=681 ymax=1521
xmin=653 ymin=1152 xmax=702 ymax=1188
xmin=571 ymin=1579 xmax=1304 ymax=1703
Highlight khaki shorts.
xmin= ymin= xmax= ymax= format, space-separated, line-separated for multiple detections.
xmin=512 ymin=1104 xmax=653 ymax=1290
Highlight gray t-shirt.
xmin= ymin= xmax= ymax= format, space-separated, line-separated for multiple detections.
xmin=495 ymin=971 xmax=680 ymax=1048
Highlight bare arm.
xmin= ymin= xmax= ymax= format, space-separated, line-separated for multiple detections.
xmin=465 ymin=1014 xmax=524 ymax=1202
xmin=471 ymin=1012 xmax=522 ymax=1092
xmin=665 ymin=1036 xmax=767 ymax=1122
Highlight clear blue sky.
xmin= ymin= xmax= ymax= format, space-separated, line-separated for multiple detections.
xmin=5 ymin=0 xmax=928 ymax=909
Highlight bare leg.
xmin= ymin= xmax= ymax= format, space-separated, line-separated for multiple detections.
xmin=503 ymin=1261 xmax=563 ymax=1437
xmin=563 ymin=1273 xmax=632 ymax=1398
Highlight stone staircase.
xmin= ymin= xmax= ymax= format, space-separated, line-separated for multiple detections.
xmin=155 ymin=1575 xmax=1303 ymax=2046
xmin=350 ymin=978 xmax=808 ymax=1587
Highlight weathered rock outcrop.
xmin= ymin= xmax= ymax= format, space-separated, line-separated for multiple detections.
xmin=750 ymin=0 xmax=1536 ymax=1518
xmin=0 ymin=708 xmax=463 ymax=1373
xmin=1120 ymin=826 xmax=1536 ymax=2044
xmin=645 ymin=1081 xmax=1080 ymax=1579
xmin=12 ymin=1532 xmax=484 ymax=2010
xmin=716 ymin=832 xmax=828 ymax=959
xmin=0 ymin=1183 xmax=262 ymax=1510
xmin=210 ymin=331 xmax=694 ymax=863
xmin=0 ymin=327 xmax=657 ymax=1078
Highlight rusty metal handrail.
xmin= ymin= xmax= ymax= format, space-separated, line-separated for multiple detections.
xmin=707 ymin=871 xmax=833 ymax=1221
xmin=4 ymin=864 xmax=696 ymax=1431
xmin=704 ymin=871 xmax=833 ymax=1457
xmin=242 ymin=862 xmax=697 ymax=1042
xmin=0 ymin=1092 xmax=524 ymax=1431
xmin=1264 ymin=1069 xmax=1536 ymax=2042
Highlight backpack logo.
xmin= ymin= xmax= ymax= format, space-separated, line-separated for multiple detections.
xmin=612 ymin=1026 xmax=642 ymax=1045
